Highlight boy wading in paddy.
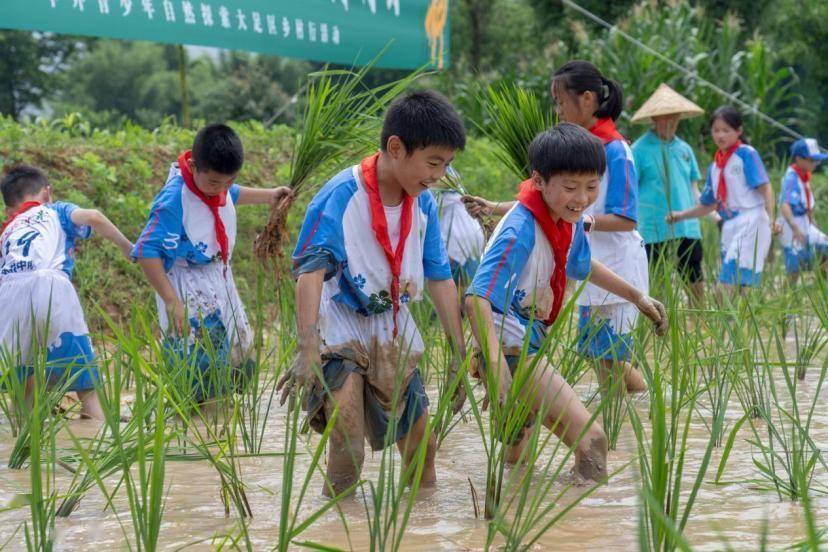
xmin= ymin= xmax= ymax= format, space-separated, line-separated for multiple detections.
xmin=465 ymin=124 xmax=668 ymax=481
xmin=0 ymin=165 xmax=134 ymax=419
xmin=133 ymin=124 xmax=291 ymax=407
xmin=280 ymin=91 xmax=468 ymax=496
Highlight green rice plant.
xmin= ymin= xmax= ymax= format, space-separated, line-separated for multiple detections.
xmin=476 ymin=83 xmax=554 ymax=180
xmin=276 ymin=390 xmax=357 ymax=552
xmin=788 ymin=313 xmax=827 ymax=381
xmin=717 ymin=322 xmax=828 ymax=500
xmin=253 ymin=58 xmax=423 ymax=267
xmin=632 ymin=293 xmax=732 ymax=552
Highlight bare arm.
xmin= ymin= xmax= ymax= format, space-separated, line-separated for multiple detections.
xmin=756 ymin=183 xmax=776 ymax=223
xmin=462 ymin=196 xmax=514 ymax=218
xmin=588 ymin=259 xmax=668 ymax=335
xmin=278 ymin=268 xmax=325 ymax=404
xmin=779 ymin=202 xmax=805 ymax=243
xmin=667 ymin=202 xmax=717 ymax=223
xmin=590 ymin=214 xmax=636 ymax=232
xmin=70 ymin=208 xmax=132 ymax=259
xmin=428 ymin=278 xmax=468 ymax=412
xmin=464 ymin=294 xmax=511 ymax=394
xmin=137 ymin=257 xmax=185 ymax=333
xmin=234 ymin=185 xmax=292 ymax=206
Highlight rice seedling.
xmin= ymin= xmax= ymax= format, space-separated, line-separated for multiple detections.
xmin=253 ymin=60 xmax=423 ymax=271
xmin=632 ymin=294 xmax=732 ymax=552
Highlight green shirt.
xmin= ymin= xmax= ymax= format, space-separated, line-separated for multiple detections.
xmin=632 ymin=130 xmax=702 ymax=244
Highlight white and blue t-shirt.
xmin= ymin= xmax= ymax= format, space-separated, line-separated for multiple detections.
xmin=292 ymin=165 xmax=452 ymax=317
xmin=468 ymin=203 xmax=591 ymax=353
xmin=0 ymin=202 xmax=91 ymax=278
xmin=580 ymin=138 xmax=647 ymax=306
xmin=700 ymin=144 xmax=769 ymax=220
xmin=133 ymin=163 xmax=241 ymax=270
xmin=778 ymin=166 xmax=813 ymax=216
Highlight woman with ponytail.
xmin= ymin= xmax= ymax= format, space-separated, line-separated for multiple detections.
xmin=551 ymin=60 xmax=650 ymax=395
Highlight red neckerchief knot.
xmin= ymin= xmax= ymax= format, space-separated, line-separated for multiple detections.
xmin=361 ymin=153 xmax=414 ymax=338
xmin=515 ymin=180 xmax=573 ymax=325
xmin=178 ymin=150 xmax=229 ymax=265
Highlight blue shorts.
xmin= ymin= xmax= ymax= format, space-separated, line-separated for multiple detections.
xmin=305 ymin=356 xmax=428 ymax=451
xmin=8 ymin=332 xmax=98 ymax=392
xmin=577 ymin=305 xmax=636 ymax=362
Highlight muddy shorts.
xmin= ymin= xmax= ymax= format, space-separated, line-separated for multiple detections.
xmin=305 ymin=355 xmax=429 ymax=451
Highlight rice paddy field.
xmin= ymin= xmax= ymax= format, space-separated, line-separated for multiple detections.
xmin=0 ymin=75 xmax=827 ymax=550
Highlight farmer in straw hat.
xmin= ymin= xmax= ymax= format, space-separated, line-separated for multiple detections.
xmin=631 ymin=83 xmax=707 ymax=306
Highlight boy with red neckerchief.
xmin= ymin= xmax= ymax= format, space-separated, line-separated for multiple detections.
xmin=465 ymin=124 xmax=667 ymax=481
xmin=282 ymin=91 xmax=467 ymax=496
xmin=0 ymin=165 xmax=133 ymax=419
xmin=777 ymin=138 xmax=828 ymax=283
xmin=133 ymin=124 xmax=290 ymax=403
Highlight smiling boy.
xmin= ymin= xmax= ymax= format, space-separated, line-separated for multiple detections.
xmin=465 ymin=124 xmax=667 ymax=480
xmin=280 ymin=90 xmax=468 ymax=496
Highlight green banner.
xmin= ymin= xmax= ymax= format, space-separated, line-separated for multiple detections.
xmin=1 ymin=0 xmax=450 ymax=69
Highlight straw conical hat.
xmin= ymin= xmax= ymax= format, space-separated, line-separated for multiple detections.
xmin=630 ymin=83 xmax=704 ymax=124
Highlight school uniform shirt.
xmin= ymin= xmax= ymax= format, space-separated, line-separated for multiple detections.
xmin=0 ymin=202 xmax=96 ymax=389
xmin=633 ymin=130 xmax=702 ymax=244
xmin=778 ymin=166 xmax=828 ymax=272
xmin=468 ymin=203 xmax=591 ymax=355
xmin=434 ymin=189 xmax=485 ymax=281
xmin=699 ymin=144 xmax=771 ymax=286
xmin=292 ymin=164 xmax=451 ymax=400
xmin=579 ymin=139 xmax=648 ymax=306
xmin=133 ymin=162 xmax=252 ymax=364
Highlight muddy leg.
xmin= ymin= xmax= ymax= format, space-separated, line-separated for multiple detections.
xmin=620 ymin=362 xmax=647 ymax=393
xmin=396 ymin=408 xmax=437 ymax=487
xmin=77 ymin=389 xmax=105 ymax=420
xmin=528 ymin=357 xmax=607 ymax=481
xmin=324 ymin=372 xmax=366 ymax=497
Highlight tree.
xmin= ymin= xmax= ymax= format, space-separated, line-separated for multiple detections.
xmin=0 ymin=31 xmax=76 ymax=119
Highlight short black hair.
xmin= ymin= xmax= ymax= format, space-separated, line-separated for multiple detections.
xmin=191 ymin=123 xmax=244 ymax=175
xmin=1 ymin=165 xmax=50 ymax=208
xmin=380 ymin=90 xmax=466 ymax=153
xmin=528 ymin=123 xmax=606 ymax=180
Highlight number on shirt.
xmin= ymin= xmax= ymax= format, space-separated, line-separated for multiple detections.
xmin=17 ymin=230 xmax=40 ymax=257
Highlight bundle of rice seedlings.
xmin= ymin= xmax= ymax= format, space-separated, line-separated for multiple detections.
xmin=253 ymin=62 xmax=421 ymax=273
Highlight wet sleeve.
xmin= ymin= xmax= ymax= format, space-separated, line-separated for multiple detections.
xmin=467 ymin=219 xmax=532 ymax=315
xmin=739 ymin=147 xmax=770 ymax=188
xmin=421 ymin=192 xmax=452 ymax=281
xmin=699 ymin=166 xmax=716 ymax=206
xmin=565 ymin=220 xmax=591 ymax=280
xmin=603 ymin=141 xmax=639 ymax=222
xmin=132 ymin=185 xmax=183 ymax=270
xmin=291 ymin=182 xmax=348 ymax=280
xmin=228 ymin=184 xmax=241 ymax=204
xmin=53 ymin=202 xmax=92 ymax=240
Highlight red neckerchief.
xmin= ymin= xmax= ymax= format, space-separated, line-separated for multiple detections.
xmin=178 ymin=151 xmax=229 ymax=264
xmin=1 ymin=201 xmax=41 ymax=236
xmin=588 ymin=117 xmax=625 ymax=145
xmin=791 ymin=164 xmax=813 ymax=213
xmin=361 ymin=152 xmax=414 ymax=338
xmin=714 ymin=141 xmax=742 ymax=206
xmin=515 ymin=180 xmax=573 ymax=325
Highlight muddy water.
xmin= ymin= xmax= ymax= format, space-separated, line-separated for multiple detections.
xmin=0 ymin=336 xmax=826 ymax=550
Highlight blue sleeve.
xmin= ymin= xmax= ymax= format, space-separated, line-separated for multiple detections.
xmin=53 ymin=202 xmax=92 ymax=240
xmin=291 ymin=176 xmax=351 ymax=274
xmin=780 ymin=170 xmax=798 ymax=205
xmin=467 ymin=213 xmax=533 ymax=314
xmin=603 ymin=141 xmax=638 ymax=222
xmin=132 ymin=183 xmax=183 ymax=270
xmin=420 ymin=192 xmax=452 ymax=280
xmin=565 ymin=220 xmax=591 ymax=280
xmin=228 ymin=184 xmax=241 ymax=204
xmin=699 ymin=166 xmax=716 ymax=206
xmin=738 ymin=146 xmax=769 ymax=188
xmin=688 ymin=146 xmax=701 ymax=182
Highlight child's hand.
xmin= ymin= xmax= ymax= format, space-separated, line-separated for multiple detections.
xmin=793 ymin=226 xmax=806 ymax=245
xmin=121 ymin=242 xmax=134 ymax=261
xmin=772 ymin=221 xmax=783 ymax=235
xmin=446 ymin=355 xmax=467 ymax=414
xmin=166 ymin=300 xmax=187 ymax=336
xmin=271 ymin=187 xmax=294 ymax=207
xmin=665 ymin=211 xmax=680 ymax=224
xmin=462 ymin=195 xmax=496 ymax=218
xmin=277 ymin=349 xmax=321 ymax=406
xmin=634 ymin=295 xmax=668 ymax=336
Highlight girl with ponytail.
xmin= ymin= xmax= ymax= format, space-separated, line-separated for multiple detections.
xmin=551 ymin=60 xmax=651 ymax=396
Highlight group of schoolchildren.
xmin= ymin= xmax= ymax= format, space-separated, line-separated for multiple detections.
xmin=1 ymin=59 xmax=826 ymax=494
